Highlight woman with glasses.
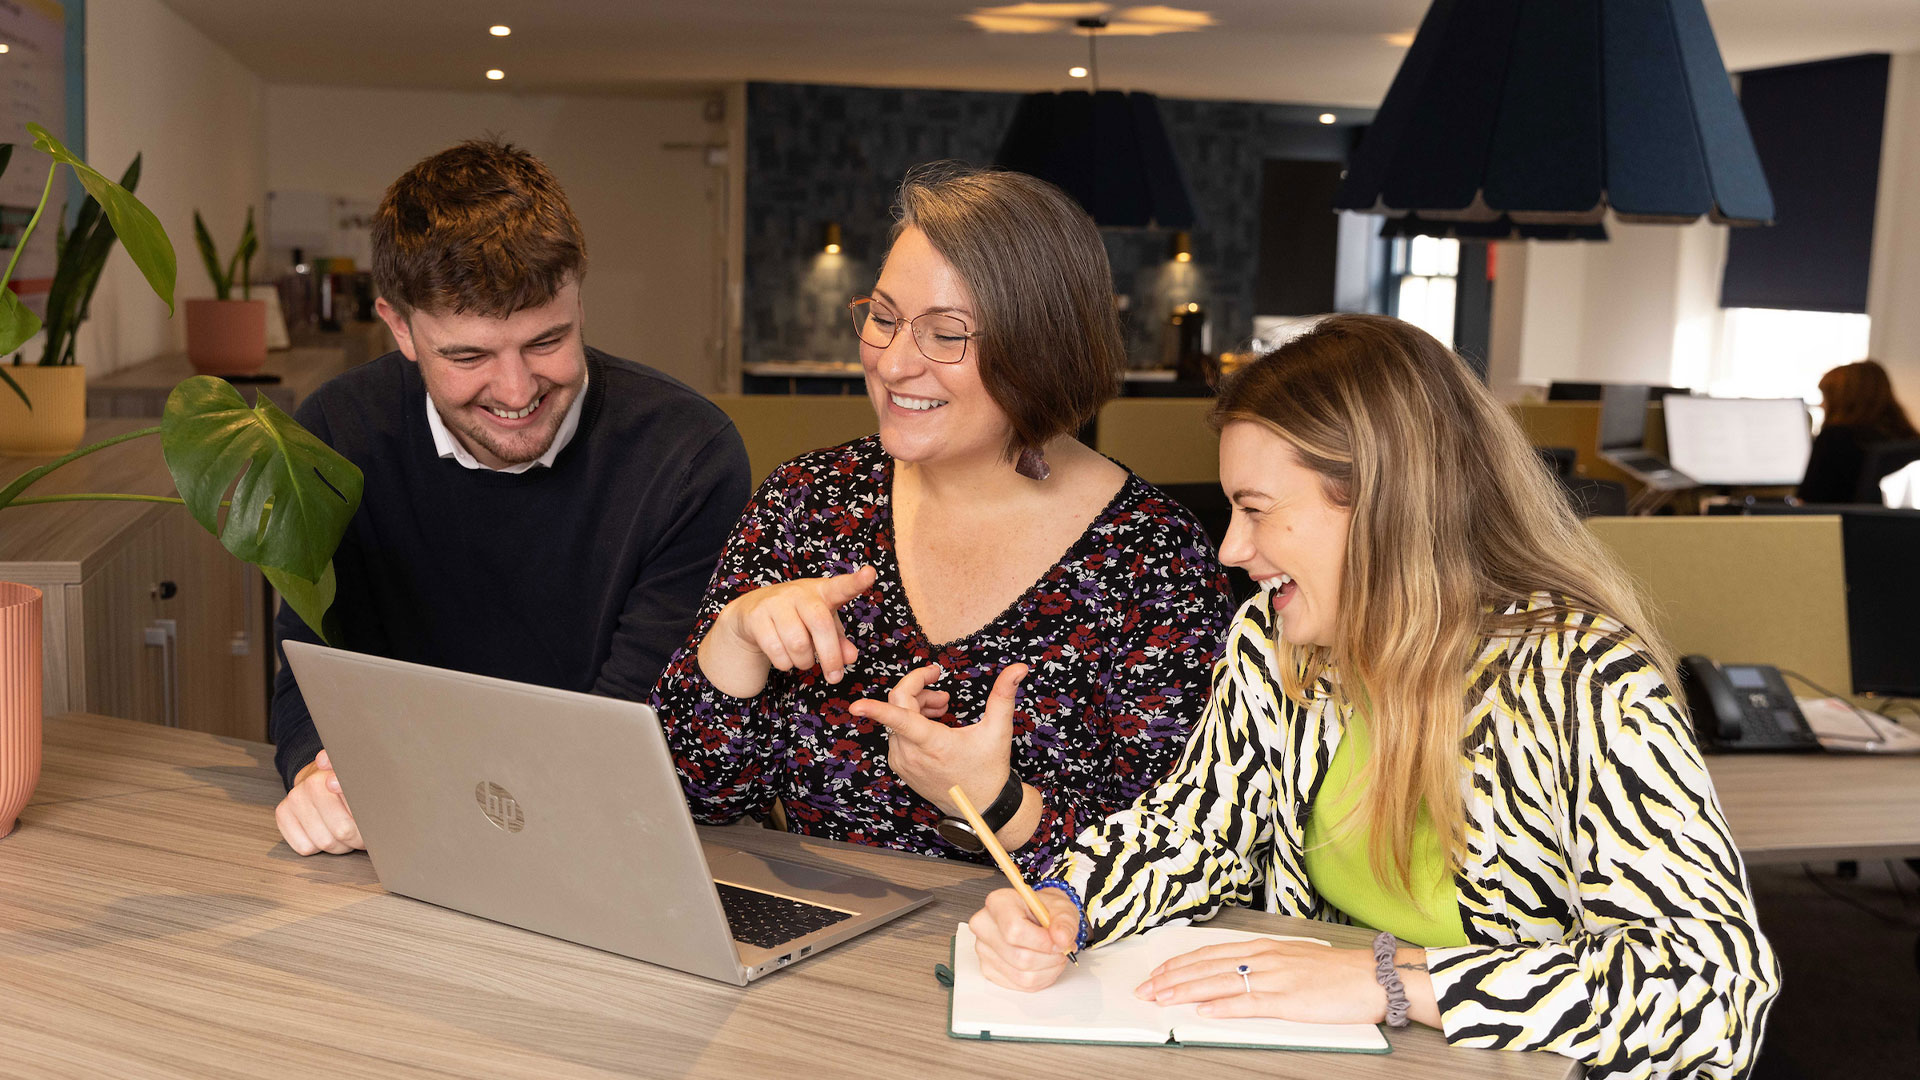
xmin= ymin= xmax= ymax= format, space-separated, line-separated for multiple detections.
xmin=966 ymin=315 xmax=1777 ymax=1080
xmin=651 ymin=162 xmax=1230 ymax=870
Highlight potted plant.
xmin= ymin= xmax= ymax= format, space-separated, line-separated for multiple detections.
xmin=0 ymin=124 xmax=362 ymax=835
xmin=185 ymin=208 xmax=266 ymax=376
xmin=0 ymin=127 xmax=166 ymax=455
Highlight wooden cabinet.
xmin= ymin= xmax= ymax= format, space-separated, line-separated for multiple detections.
xmin=0 ymin=420 xmax=269 ymax=740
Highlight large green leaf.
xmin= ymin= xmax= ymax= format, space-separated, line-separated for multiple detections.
xmin=0 ymin=287 xmax=42 ymax=358
xmin=193 ymin=210 xmax=227 ymax=299
xmin=40 ymin=156 xmax=141 ymax=366
xmin=160 ymin=376 xmax=363 ymax=586
xmin=263 ymin=561 xmax=338 ymax=645
xmin=28 ymin=123 xmax=174 ymax=312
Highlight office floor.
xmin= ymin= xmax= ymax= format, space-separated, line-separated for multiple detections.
xmin=1749 ymin=860 xmax=1920 ymax=1078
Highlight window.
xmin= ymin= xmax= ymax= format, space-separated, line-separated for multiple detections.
xmin=1387 ymin=236 xmax=1458 ymax=348
xmin=1710 ymin=308 xmax=1871 ymax=410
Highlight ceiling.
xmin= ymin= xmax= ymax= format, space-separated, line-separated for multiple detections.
xmin=161 ymin=0 xmax=1920 ymax=107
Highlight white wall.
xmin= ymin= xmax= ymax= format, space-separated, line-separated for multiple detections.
xmin=80 ymin=0 xmax=267 ymax=375
xmin=1491 ymin=219 xmax=1732 ymax=397
xmin=265 ymin=85 xmax=731 ymax=392
xmin=1495 ymin=53 xmax=1920 ymax=405
xmin=1868 ymin=51 xmax=1920 ymax=410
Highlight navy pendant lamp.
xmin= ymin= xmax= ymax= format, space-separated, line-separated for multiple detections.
xmin=1334 ymin=0 xmax=1774 ymax=239
xmin=995 ymin=90 xmax=1197 ymax=230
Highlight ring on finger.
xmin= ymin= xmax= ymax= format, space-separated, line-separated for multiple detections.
xmin=1237 ymin=963 xmax=1252 ymax=995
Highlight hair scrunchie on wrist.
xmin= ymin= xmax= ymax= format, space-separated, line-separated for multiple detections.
xmin=1372 ymin=931 xmax=1412 ymax=1028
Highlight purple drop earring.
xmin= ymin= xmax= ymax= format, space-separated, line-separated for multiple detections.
xmin=1015 ymin=446 xmax=1051 ymax=481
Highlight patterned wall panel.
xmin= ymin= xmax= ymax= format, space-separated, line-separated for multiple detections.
xmin=744 ymin=82 xmax=1370 ymax=374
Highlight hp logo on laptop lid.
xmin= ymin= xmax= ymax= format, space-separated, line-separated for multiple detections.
xmin=475 ymin=781 xmax=525 ymax=833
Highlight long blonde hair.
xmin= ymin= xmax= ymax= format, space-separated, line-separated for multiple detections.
xmin=1211 ymin=314 xmax=1674 ymax=894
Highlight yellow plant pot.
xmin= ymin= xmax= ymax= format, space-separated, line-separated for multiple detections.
xmin=0 ymin=365 xmax=88 ymax=457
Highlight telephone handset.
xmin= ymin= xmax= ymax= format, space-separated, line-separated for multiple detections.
xmin=1677 ymin=655 xmax=1822 ymax=753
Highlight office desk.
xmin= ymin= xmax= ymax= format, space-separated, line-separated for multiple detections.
xmin=1 ymin=714 xmax=1574 ymax=1080
xmin=1708 ymin=752 xmax=1920 ymax=863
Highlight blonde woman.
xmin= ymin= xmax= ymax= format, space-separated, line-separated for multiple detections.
xmin=969 ymin=314 xmax=1778 ymax=1079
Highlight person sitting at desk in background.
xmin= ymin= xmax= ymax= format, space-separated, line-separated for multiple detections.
xmin=969 ymin=314 xmax=1779 ymax=1080
xmin=652 ymin=162 xmax=1231 ymax=871
xmin=1797 ymin=358 xmax=1917 ymax=503
xmin=271 ymin=140 xmax=750 ymax=856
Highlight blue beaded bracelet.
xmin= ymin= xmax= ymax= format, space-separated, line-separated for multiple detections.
xmin=1035 ymin=878 xmax=1091 ymax=951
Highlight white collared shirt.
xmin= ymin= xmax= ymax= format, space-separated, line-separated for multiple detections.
xmin=424 ymin=370 xmax=589 ymax=474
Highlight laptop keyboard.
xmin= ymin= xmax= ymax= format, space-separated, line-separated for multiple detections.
xmin=1621 ymin=454 xmax=1672 ymax=473
xmin=716 ymin=882 xmax=852 ymax=949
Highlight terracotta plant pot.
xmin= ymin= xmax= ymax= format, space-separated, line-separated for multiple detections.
xmin=0 ymin=582 xmax=43 ymax=839
xmin=185 ymin=298 xmax=268 ymax=376
xmin=0 ymin=364 xmax=88 ymax=456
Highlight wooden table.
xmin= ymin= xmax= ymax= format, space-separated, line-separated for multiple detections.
xmin=1708 ymin=751 xmax=1920 ymax=863
xmin=87 ymin=346 xmax=351 ymax=419
xmin=0 ymin=714 xmax=1574 ymax=1080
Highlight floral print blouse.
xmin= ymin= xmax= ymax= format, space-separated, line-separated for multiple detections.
xmin=651 ymin=436 xmax=1232 ymax=872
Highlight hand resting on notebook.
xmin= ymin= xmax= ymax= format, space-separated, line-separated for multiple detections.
xmin=971 ymin=888 xmax=1441 ymax=1026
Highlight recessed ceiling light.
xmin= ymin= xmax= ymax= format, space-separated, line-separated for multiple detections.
xmin=1319 ymin=113 xmax=1337 ymax=125
xmin=489 ymin=25 xmax=511 ymax=37
xmin=486 ymin=69 xmax=505 ymax=80
xmin=1069 ymin=66 xmax=1088 ymax=78
xmin=0 ymin=44 xmax=10 ymax=53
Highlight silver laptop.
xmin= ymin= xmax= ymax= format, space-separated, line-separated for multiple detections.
xmin=1597 ymin=382 xmax=1696 ymax=491
xmin=282 ymin=641 xmax=931 ymax=986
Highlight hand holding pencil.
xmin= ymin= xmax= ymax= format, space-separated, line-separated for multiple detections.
xmin=952 ymin=784 xmax=1084 ymax=991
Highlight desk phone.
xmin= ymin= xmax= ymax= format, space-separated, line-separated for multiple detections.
xmin=1678 ymin=656 xmax=1822 ymax=753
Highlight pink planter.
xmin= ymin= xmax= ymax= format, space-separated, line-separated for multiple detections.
xmin=185 ymin=298 xmax=268 ymax=376
xmin=0 ymin=582 xmax=43 ymax=839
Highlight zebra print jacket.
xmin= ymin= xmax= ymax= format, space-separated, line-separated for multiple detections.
xmin=1051 ymin=593 xmax=1778 ymax=1080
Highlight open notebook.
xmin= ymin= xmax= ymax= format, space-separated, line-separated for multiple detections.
xmin=949 ymin=923 xmax=1391 ymax=1052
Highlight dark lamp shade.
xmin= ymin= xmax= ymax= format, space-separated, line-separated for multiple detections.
xmin=1334 ymin=0 xmax=1774 ymax=232
xmin=1379 ymin=213 xmax=1609 ymax=242
xmin=994 ymin=90 xmax=1197 ymax=229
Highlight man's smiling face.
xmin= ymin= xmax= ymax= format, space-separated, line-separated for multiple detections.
xmin=380 ymin=280 xmax=587 ymax=469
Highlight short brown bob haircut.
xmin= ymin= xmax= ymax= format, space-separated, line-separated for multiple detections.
xmin=372 ymin=139 xmax=587 ymax=319
xmin=891 ymin=162 xmax=1124 ymax=457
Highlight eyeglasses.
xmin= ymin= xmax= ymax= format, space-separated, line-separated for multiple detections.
xmin=848 ymin=296 xmax=977 ymax=365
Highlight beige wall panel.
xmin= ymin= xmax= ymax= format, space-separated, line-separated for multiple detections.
xmin=1588 ymin=516 xmax=1852 ymax=693
xmin=1095 ymin=398 xmax=1219 ymax=486
xmin=708 ymin=395 xmax=879 ymax=484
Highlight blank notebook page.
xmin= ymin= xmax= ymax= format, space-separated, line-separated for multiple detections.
xmin=951 ymin=923 xmax=1390 ymax=1050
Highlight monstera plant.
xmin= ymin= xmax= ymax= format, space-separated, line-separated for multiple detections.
xmin=0 ymin=123 xmax=361 ymax=636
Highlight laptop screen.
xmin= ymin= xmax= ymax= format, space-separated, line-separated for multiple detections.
xmin=1598 ymin=384 xmax=1651 ymax=452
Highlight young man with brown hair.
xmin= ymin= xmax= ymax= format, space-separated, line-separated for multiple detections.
xmin=270 ymin=140 xmax=749 ymax=856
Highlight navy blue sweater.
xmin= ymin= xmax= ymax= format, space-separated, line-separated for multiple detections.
xmin=270 ymin=348 xmax=749 ymax=787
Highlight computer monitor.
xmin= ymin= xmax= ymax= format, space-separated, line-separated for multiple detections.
xmin=1744 ymin=505 xmax=1920 ymax=696
xmin=1547 ymin=381 xmax=1605 ymax=402
xmin=1597 ymin=383 xmax=1651 ymax=452
xmin=1660 ymin=396 xmax=1812 ymax=486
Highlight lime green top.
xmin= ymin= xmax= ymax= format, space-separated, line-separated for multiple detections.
xmin=1301 ymin=717 xmax=1470 ymax=948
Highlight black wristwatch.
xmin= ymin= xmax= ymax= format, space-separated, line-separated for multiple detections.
xmin=935 ymin=772 xmax=1025 ymax=852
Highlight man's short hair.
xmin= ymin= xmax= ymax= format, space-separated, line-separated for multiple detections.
xmin=372 ymin=139 xmax=587 ymax=319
